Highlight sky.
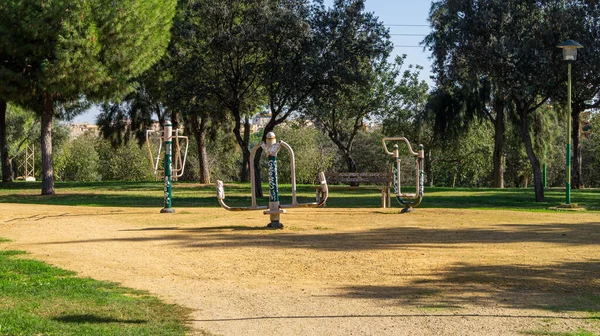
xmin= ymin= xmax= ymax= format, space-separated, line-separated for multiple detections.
xmin=71 ymin=0 xmax=435 ymax=124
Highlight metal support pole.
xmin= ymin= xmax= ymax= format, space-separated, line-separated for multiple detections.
xmin=566 ymin=63 xmax=572 ymax=205
xmin=392 ymin=144 xmax=400 ymax=196
xmin=265 ymin=133 xmax=284 ymax=228
xmin=161 ymin=122 xmax=175 ymax=213
xmin=393 ymin=144 xmax=411 ymax=213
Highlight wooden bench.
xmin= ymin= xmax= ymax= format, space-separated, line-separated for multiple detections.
xmin=317 ymin=172 xmax=394 ymax=208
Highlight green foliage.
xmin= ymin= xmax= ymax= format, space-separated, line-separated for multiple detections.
xmin=0 ymin=0 xmax=177 ymax=104
xmin=381 ymin=56 xmax=430 ymax=140
xmin=205 ymin=130 xmax=244 ymax=183
xmin=0 ymin=0 xmax=176 ymax=194
xmin=0 ymin=248 xmax=189 ymax=335
xmin=179 ymin=126 xmax=241 ymax=183
xmin=176 ymin=0 xmax=271 ymax=181
xmin=304 ymin=0 xmax=393 ymax=172
xmin=424 ymin=0 xmax=595 ymax=199
xmin=582 ymin=112 xmax=600 ymax=187
xmin=59 ymin=133 xmax=100 ymax=182
xmin=96 ymin=139 xmax=154 ymax=182
xmin=6 ymin=104 xmax=37 ymax=159
xmin=351 ymin=129 xmax=389 ymax=173
xmin=430 ymin=119 xmax=494 ymax=187
xmin=273 ymin=124 xmax=337 ymax=183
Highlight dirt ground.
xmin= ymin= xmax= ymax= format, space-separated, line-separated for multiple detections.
xmin=1 ymin=203 xmax=599 ymax=336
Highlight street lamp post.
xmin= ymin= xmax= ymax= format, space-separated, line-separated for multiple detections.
xmin=557 ymin=39 xmax=583 ymax=205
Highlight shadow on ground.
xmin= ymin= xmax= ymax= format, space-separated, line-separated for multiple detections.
xmin=41 ymin=222 xmax=600 ymax=313
xmin=339 ymin=261 xmax=600 ymax=314
xmin=43 ymin=221 xmax=600 ymax=250
xmin=53 ymin=314 xmax=147 ymax=324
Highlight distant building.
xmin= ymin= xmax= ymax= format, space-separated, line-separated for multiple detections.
xmin=68 ymin=122 xmax=99 ymax=138
xmin=250 ymin=111 xmax=271 ymax=133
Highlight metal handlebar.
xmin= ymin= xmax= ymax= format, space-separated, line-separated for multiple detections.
xmin=216 ymin=132 xmax=328 ymax=227
xmin=146 ymin=129 xmax=189 ymax=178
xmin=382 ymin=137 xmax=425 ymax=212
xmin=382 ymin=137 xmax=418 ymax=156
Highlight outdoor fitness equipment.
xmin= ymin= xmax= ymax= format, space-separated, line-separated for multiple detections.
xmin=216 ymin=132 xmax=329 ymax=229
xmin=146 ymin=121 xmax=189 ymax=213
xmin=382 ymin=137 xmax=424 ymax=213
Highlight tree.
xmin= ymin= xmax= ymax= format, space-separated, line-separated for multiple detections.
xmin=183 ymin=0 xmax=268 ymax=182
xmin=0 ymin=0 xmax=176 ymax=194
xmin=272 ymin=124 xmax=337 ymax=183
xmin=1 ymin=104 xmax=38 ymax=181
xmin=581 ymin=111 xmax=600 ymax=187
xmin=97 ymin=66 xmax=171 ymax=149
xmin=0 ymin=101 xmax=10 ymax=182
xmin=96 ymin=137 xmax=155 ymax=181
xmin=165 ymin=1 xmax=234 ymax=184
xmin=251 ymin=0 xmax=316 ymax=196
xmin=424 ymin=0 xmax=573 ymax=201
xmin=303 ymin=0 xmax=392 ymax=174
xmin=425 ymin=0 xmax=520 ymax=189
xmin=552 ymin=1 xmax=600 ymax=189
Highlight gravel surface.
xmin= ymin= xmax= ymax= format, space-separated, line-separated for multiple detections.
xmin=1 ymin=204 xmax=599 ymax=335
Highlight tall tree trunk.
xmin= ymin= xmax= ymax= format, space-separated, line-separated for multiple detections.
xmin=344 ymin=153 xmax=357 ymax=172
xmin=232 ymin=113 xmax=251 ymax=182
xmin=0 ymin=100 xmax=13 ymax=182
xmin=345 ymin=152 xmax=358 ymax=186
xmin=329 ymin=135 xmax=357 ymax=173
xmin=452 ymin=168 xmax=457 ymax=188
xmin=171 ymin=109 xmax=179 ymax=131
xmin=242 ymin=116 xmax=251 ymax=182
xmin=492 ymin=99 xmax=505 ymax=188
xmin=253 ymin=146 xmax=264 ymax=198
xmin=191 ymin=116 xmax=210 ymax=184
xmin=425 ymin=149 xmax=434 ymax=187
xmin=197 ymin=117 xmax=210 ymax=184
xmin=41 ymin=95 xmax=55 ymax=195
xmin=519 ymin=108 xmax=543 ymax=202
xmin=571 ymin=105 xmax=583 ymax=189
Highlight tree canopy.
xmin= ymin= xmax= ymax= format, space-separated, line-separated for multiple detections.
xmin=0 ymin=0 xmax=176 ymax=194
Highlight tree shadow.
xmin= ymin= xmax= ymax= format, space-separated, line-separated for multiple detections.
xmin=40 ymin=222 xmax=600 ymax=313
xmin=45 ymin=221 xmax=600 ymax=250
xmin=120 ymin=225 xmax=272 ymax=232
xmin=53 ymin=314 xmax=146 ymax=324
xmin=338 ymin=260 xmax=600 ymax=313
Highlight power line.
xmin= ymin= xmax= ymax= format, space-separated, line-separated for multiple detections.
xmin=385 ymin=24 xmax=429 ymax=27
xmin=390 ymin=33 xmax=427 ymax=37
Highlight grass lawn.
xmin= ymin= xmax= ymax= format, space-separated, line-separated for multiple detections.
xmin=0 ymin=180 xmax=598 ymax=211
xmin=0 ymin=239 xmax=191 ymax=336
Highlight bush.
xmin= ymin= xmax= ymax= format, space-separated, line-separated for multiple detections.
xmin=272 ymin=124 xmax=337 ymax=184
xmin=60 ymin=132 xmax=100 ymax=181
xmin=96 ymin=139 xmax=154 ymax=181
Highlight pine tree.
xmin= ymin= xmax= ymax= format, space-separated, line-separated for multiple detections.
xmin=0 ymin=0 xmax=176 ymax=194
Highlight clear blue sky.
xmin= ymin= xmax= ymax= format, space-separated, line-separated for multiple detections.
xmin=359 ymin=0 xmax=433 ymax=83
xmin=72 ymin=0 xmax=434 ymax=123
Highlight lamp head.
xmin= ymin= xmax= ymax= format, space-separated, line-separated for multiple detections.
xmin=557 ymin=39 xmax=583 ymax=61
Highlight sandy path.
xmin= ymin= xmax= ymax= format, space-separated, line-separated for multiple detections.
xmin=1 ymin=203 xmax=599 ymax=335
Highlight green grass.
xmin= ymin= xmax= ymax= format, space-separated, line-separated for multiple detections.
xmin=1 ymin=180 xmax=598 ymax=212
xmin=523 ymin=328 xmax=597 ymax=336
xmin=0 ymin=240 xmax=192 ymax=336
